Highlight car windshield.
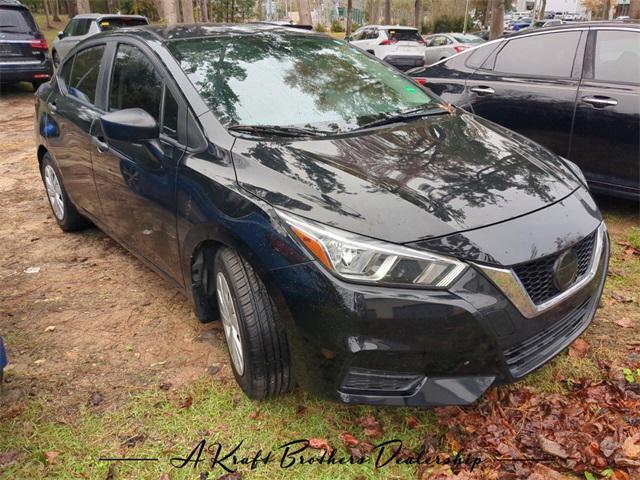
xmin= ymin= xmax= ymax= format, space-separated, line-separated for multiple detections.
xmin=385 ymin=28 xmax=422 ymax=42
xmin=167 ymin=32 xmax=436 ymax=131
xmin=452 ymin=34 xmax=484 ymax=44
xmin=0 ymin=8 xmax=37 ymax=33
xmin=97 ymin=17 xmax=148 ymax=31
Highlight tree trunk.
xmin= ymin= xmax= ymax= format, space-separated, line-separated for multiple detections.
xmin=631 ymin=0 xmax=640 ymax=19
xmin=489 ymin=0 xmax=503 ymax=40
xmin=257 ymin=0 xmax=263 ymax=20
xmin=297 ymin=0 xmax=311 ymax=24
xmin=414 ymin=0 xmax=422 ymax=30
xmin=180 ymin=0 xmax=194 ymax=22
xmin=369 ymin=0 xmax=379 ymax=24
xmin=76 ymin=0 xmax=91 ymax=14
xmin=538 ymin=0 xmax=547 ymax=20
xmin=383 ymin=0 xmax=390 ymax=24
xmin=346 ymin=0 xmax=353 ymax=35
xmin=199 ymin=0 xmax=208 ymax=21
xmin=43 ymin=0 xmax=52 ymax=28
xmin=161 ymin=0 xmax=179 ymax=24
xmin=52 ymin=0 xmax=61 ymax=22
xmin=67 ymin=0 xmax=77 ymax=17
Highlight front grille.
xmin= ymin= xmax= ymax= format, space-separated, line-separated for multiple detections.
xmin=512 ymin=231 xmax=596 ymax=305
xmin=340 ymin=368 xmax=424 ymax=395
xmin=503 ymin=298 xmax=592 ymax=378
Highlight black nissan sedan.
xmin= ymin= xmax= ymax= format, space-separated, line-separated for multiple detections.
xmin=34 ymin=24 xmax=609 ymax=406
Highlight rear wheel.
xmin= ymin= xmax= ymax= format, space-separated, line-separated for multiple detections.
xmin=41 ymin=153 xmax=88 ymax=232
xmin=214 ymin=247 xmax=293 ymax=399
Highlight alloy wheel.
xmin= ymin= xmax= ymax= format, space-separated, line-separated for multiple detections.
xmin=216 ymin=271 xmax=245 ymax=375
xmin=44 ymin=164 xmax=64 ymax=220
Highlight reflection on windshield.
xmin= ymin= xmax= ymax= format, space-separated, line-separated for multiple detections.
xmin=167 ymin=31 xmax=435 ymax=131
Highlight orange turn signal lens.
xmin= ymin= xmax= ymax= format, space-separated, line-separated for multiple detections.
xmin=290 ymin=226 xmax=333 ymax=270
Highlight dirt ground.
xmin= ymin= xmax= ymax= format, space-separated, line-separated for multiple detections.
xmin=0 ymin=88 xmax=229 ymax=412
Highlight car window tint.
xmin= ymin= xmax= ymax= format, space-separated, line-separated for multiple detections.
xmin=594 ymin=30 xmax=640 ymax=84
xmin=67 ymin=46 xmax=104 ymax=105
xmin=386 ymin=29 xmax=422 ymax=42
xmin=109 ymin=44 xmax=162 ymax=121
xmin=59 ymin=55 xmax=74 ymax=88
xmin=494 ymin=31 xmax=580 ymax=77
xmin=465 ymin=42 xmax=501 ymax=69
xmin=162 ymin=87 xmax=179 ymax=139
xmin=0 ymin=8 xmax=38 ymax=33
xmin=97 ymin=17 xmax=148 ymax=31
xmin=74 ymin=18 xmax=91 ymax=36
xmin=62 ymin=20 xmax=74 ymax=36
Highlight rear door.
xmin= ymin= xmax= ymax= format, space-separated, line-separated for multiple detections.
xmin=44 ymin=44 xmax=107 ymax=217
xmin=425 ymin=35 xmax=452 ymax=64
xmin=570 ymin=27 xmax=640 ymax=199
xmin=91 ymin=40 xmax=184 ymax=281
xmin=466 ymin=29 xmax=585 ymax=157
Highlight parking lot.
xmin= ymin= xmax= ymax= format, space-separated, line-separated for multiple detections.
xmin=1 ymin=80 xmax=639 ymax=479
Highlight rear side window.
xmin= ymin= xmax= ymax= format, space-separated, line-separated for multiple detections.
xmin=465 ymin=42 xmax=501 ymax=69
xmin=67 ymin=46 xmax=105 ymax=105
xmin=387 ymin=29 xmax=422 ymax=42
xmin=493 ymin=31 xmax=581 ymax=77
xmin=109 ymin=44 xmax=162 ymax=121
xmin=593 ymin=30 xmax=640 ymax=84
xmin=0 ymin=7 xmax=38 ymax=33
xmin=58 ymin=56 xmax=74 ymax=88
xmin=97 ymin=17 xmax=148 ymax=31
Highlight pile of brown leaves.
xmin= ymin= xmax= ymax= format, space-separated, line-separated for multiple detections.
xmin=432 ymin=381 xmax=640 ymax=479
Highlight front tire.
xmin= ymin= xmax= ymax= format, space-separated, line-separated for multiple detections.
xmin=40 ymin=153 xmax=88 ymax=232
xmin=214 ymin=247 xmax=293 ymax=399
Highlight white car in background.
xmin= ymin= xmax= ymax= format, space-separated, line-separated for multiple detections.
xmin=347 ymin=25 xmax=427 ymax=71
xmin=423 ymin=33 xmax=485 ymax=65
xmin=51 ymin=13 xmax=148 ymax=66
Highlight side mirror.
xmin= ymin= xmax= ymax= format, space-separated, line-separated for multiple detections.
xmin=100 ymin=108 xmax=159 ymax=143
xmin=57 ymin=31 xmax=64 ymax=39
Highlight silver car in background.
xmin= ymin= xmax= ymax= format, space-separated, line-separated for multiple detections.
xmin=51 ymin=13 xmax=148 ymax=66
xmin=424 ymin=32 xmax=485 ymax=65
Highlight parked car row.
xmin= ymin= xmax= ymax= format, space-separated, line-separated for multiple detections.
xmin=408 ymin=22 xmax=640 ymax=200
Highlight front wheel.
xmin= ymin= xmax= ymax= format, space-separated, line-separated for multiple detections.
xmin=214 ymin=247 xmax=293 ymax=399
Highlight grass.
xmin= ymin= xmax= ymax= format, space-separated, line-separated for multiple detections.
xmin=1 ymin=377 xmax=440 ymax=479
xmin=2 ymin=208 xmax=637 ymax=479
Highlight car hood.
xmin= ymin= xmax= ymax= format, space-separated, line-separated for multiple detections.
xmin=231 ymin=111 xmax=580 ymax=243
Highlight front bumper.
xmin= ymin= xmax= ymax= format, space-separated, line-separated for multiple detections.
xmin=265 ymin=224 xmax=609 ymax=407
xmin=0 ymin=59 xmax=53 ymax=84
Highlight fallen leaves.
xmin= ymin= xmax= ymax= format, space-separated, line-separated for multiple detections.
xmin=44 ymin=451 xmax=59 ymax=465
xmin=179 ymin=395 xmax=193 ymax=409
xmin=307 ymin=438 xmax=333 ymax=454
xmin=339 ymin=432 xmax=359 ymax=448
xmin=614 ymin=317 xmax=637 ymax=329
xmin=88 ymin=391 xmax=104 ymax=407
xmin=0 ymin=450 xmax=19 ymax=467
xmin=569 ymin=338 xmax=590 ymax=358
xmin=356 ymin=415 xmax=383 ymax=438
xmin=406 ymin=415 xmax=419 ymax=429
xmin=434 ymin=380 xmax=640 ymax=478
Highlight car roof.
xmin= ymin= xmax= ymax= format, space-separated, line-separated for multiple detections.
xmin=0 ymin=0 xmax=28 ymax=9
xmin=361 ymin=25 xmax=418 ymax=30
xmin=73 ymin=13 xmax=147 ymax=20
xmin=96 ymin=22 xmax=324 ymax=42
xmin=505 ymin=20 xmax=639 ymax=37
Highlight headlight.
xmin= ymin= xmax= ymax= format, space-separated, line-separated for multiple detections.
xmin=561 ymin=157 xmax=588 ymax=187
xmin=278 ymin=211 xmax=467 ymax=288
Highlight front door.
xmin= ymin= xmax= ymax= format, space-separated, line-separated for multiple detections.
xmin=91 ymin=42 xmax=185 ymax=282
xmin=569 ymin=28 xmax=640 ymax=198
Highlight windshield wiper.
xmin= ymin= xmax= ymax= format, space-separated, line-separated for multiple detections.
xmin=353 ymin=105 xmax=449 ymax=131
xmin=228 ymin=124 xmax=332 ymax=138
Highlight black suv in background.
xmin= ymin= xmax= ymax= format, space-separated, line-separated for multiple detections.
xmin=0 ymin=0 xmax=52 ymax=90
xmin=409 ymin=23 xmax=640 ymax=201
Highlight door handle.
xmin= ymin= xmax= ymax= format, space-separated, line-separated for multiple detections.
xmin=92 ymin=135 xmax=109 ymax=153
xmin=582 ymin=96 xmax=618 ymax=108
xmin=470 ymin=86 xmax=495 ymax=95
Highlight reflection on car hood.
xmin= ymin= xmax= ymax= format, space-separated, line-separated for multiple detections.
xmin=231 ymin=112 xmax=580 ymax=243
